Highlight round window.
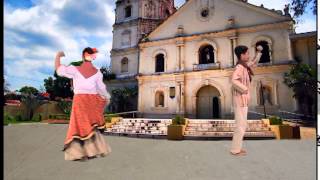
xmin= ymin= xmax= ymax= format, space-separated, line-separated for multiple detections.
xmin=201 ymin=9 xmax=209 ymax=18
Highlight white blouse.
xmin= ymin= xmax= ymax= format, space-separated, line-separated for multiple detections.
xmin=56 ymin=65 xmax=111 ymax=99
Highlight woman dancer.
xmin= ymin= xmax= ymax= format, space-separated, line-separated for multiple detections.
xmin=230 ymin=45 xmax=263 ymax=156
xmin=55 ymin=47 xmax=112 ymax=161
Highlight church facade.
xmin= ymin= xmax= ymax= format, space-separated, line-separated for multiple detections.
xmin=111 ymin=0 xmax=303 ymax=119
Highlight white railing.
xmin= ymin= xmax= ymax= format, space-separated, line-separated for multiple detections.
xmin=116 ymin=73 xmax=136 ymax=79
xmin=193 ymin=62 xmax=220 ymax=71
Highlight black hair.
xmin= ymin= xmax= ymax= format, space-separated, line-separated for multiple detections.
xmin=234 ymin=45 xmax=248 ymax=61
xmin=234 ymin=45 xmax=254 ymax=82
xmin=82 ymin=47 xmax=95 ymax=60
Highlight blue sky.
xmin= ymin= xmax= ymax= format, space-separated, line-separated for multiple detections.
xmin=4 ymin=0 xmax=316 ymax=91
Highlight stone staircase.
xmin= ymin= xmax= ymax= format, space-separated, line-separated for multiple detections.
xmin=104 ymin=118 xmax=275 ymax=139
xmin=104 ymin=119 xmax=172 ymax=138
xmin=184 ymin=119 xmax=275 ymax=140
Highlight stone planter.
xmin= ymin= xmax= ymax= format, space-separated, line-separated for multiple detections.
xmin=167 ymin=125 xmax=186 ymax=140
xmin=111 ymin=117 xmax=122 ymax=124
xmin=292 ymin=125 xmax=301 ymax=139
xmin=299 ymin=127 xmax=316 ymax=139
xmin=104 ymin=117 xmax=122 ymax=128
xmin=262 ymin=118 xmax=270 ymax=125
xmin=270 ymin=125 xmax=293 ymax=139
xmin=105 ymin=123 xmax=113 ymax=128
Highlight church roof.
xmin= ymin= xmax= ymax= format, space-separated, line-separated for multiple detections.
xmin=144 ymin=0 xmax=293 ymax=40
xmin=289 ymin=31 xmax=317 ymax=40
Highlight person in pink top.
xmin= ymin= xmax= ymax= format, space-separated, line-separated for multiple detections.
xmin=55 ymin=47 xmax=112 ymax=161
xmin=230 ymin=45 xmax=263 ymax=156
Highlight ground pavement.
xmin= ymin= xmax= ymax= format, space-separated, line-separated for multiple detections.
xmin=4 ymin=123 xmax=316 ymax=180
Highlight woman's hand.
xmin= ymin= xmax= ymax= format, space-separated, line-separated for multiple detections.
xmin=55 ymin=51 xmax=65 ymax=70
xmin=256 ymin=45 xmax=263 ymax=52
xmin=56 ymin=51 xmax=65 ymax=58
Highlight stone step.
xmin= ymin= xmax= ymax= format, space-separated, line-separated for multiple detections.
xmin=105 ymin=118 xmax=274 ymax=138
xmin=184 ymin=131 xmax=275 ymax=137
xmin=186 ymin=120 xmax=263 ymax=123
xmin=185 ymin=127 xmax=270 ymax=132
xmin=186 ymin=123 xmax=268 ymax=127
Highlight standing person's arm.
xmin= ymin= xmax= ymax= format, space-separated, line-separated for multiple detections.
xmin=232 ymin=65 xmax=248 ymax=94
xmin=55 ymin=51 xmax=76 ymax=79
xmin=96 ymin=72 xmax=111 ymax=105
xmin=247 ymin=46 xmax=263 ymax=68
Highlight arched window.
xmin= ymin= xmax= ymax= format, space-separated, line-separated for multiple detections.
xmin=155 ymin=54 xmax=165 ymax=72
xmin=121 ymin=30 xmax=131 ymax=47
xmin=199 ymin=45 xmax=215 ymax=64
xmin=155 ymin=91 xmax=164 ymax=107
xmin=256 ymin=40 xmax=271 ymax=63
xmin=121 ymin=57 xmax=129 ymax=73
xmin=125 ymin=5 xmax=132 ymax=18
xmin=259 ymin=85 xmax=272 ymax=106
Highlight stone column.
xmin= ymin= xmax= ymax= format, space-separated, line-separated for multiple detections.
xmin=176 ymin=38 xmax=185 ymax=71
xmin=231 ymin=37 xmax=238 ymax=66
xmin=175 ymin=82 xmax=180 ymax=114
xmin=180 ymin=43 xmax=185 ymax=71
xmin=180 ymin=81 xmax=185 ymax=114
xmin=138 ymin=78 xmax=144 ymax=113
xmin=176 ymin=46 xmax=180 ymax=71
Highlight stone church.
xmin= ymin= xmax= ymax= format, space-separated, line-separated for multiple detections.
xmin=109 ymin=0 xmax=316 ymax=119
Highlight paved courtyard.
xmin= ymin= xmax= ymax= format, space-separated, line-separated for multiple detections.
xmin=4 ymin=124 xmax=316 ymax=180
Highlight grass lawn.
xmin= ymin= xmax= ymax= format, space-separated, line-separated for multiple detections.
xmin=4 ymin=119 xmax=42 ymax=125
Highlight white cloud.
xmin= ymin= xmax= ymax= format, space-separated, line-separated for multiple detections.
xmin=4 ymin=0 xmax=114 ymax=90
xmin=4 ymin=0 xmax=316 ymax=90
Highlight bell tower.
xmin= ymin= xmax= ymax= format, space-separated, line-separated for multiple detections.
xmin=111 ymin=0 xmax=176 ymax=77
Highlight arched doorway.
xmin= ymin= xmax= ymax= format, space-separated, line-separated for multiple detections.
xmin=196 ymin=85 xmax=221 ymax=119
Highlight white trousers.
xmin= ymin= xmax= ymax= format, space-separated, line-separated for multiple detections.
xmin=230 ymin=106 xmax=248 ymax=153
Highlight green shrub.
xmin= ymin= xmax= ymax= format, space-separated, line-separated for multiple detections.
xmin=4 ymin=112 xmax=14 ymax=125
xmin=269 ymin=116 xmax=283 ymax=125
xmin=31 ymin=114 xmax=42 ymax=122
xmin=57 ymin=100 xmax=72 ymax=115
xmin=171 ymin=115 xmax=186 ymax=125
xmin=105 ymin=116 xmax=112 ymax=123
xmin=15 ymin=114 xmax=24 ymax=122
xmin=104 ymin=114 xmax=118 ymax=123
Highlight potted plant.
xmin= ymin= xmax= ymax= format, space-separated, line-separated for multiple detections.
xmin=269 ymin=116 xmax=293 ymax=139
xmin=104 ymin=114 xmax=121 ymax=128
xmin=167 ymin=115 xmax=187 ymax=140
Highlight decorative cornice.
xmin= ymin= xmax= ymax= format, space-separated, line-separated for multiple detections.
xmin=136 ymin=64 xmax=292 ymax=82
xmin=111 ymin=46 xmax=139 ymax=56
xmin=139 ymin=21 xmax=293 ymax=48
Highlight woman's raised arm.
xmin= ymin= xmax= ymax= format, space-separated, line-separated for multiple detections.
xmin=247 ymin=46 xmax=263 ymax=67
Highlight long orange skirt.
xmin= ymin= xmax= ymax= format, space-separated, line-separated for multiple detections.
xmin=63 ymin=94 xmax=111 ymax=160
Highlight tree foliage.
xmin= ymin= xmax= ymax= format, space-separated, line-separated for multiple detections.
xmin=43 ymin=71 xmax=73 ymax=100
xmin=110 ymin=86 xmax=138 ymax=113
xmin=19 ymin=86 xmax=39 ymax=95
xmin=291 ymin=0 xmax=316 ymax=18
xmin=284 ymin=62 xmax=317 ymax=116
xmin=20 ymin=93 xmax=47 ymax=121
xmin=100 ymin=66 xmax=116 ymax=81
